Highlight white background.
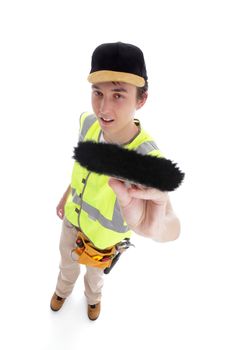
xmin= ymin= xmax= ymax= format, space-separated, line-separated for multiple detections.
xmin=0 ymin=0 xmax=233 ymax=349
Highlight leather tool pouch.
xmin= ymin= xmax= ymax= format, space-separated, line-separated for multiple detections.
xmin=72 ymin=230 xmax=116 ymax=269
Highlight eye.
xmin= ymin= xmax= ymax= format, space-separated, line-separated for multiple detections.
xmin=93 ymin=90 xmax=103 ymax=97
xmin=114 ymin=93 xmax=123 ymax=99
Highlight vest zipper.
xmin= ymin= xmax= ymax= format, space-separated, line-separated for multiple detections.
xmin=78 ymin=171 xmax=92 ymax=232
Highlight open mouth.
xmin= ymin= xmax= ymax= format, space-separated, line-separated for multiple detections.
xmin=100 ymin=117 xmax=114 ymax=124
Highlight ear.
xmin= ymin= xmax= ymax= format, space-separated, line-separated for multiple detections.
xmin=136 ymin=92 xmax=148 ymax=110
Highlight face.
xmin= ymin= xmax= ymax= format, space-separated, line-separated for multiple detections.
xmin=91 ymin=82 xmax=147 ymax=142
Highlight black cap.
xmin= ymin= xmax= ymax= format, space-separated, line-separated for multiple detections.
xmin=88 ymin=42 xmax=148 ymax=87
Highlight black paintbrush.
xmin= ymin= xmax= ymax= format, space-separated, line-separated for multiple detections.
xmin=73 ymin=141 xmax=184 ymax=191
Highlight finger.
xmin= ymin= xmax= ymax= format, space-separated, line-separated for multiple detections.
xmin=108 ymin=177 xmax=132 ymax=207
xmin=128 ymin=186 xmax=168 ymax=202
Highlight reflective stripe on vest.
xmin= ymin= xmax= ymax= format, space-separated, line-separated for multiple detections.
xmin=79 ymin=114 xmax=96 ymax=141
xmin=71 ymin=187 xmax=128 ymax=233
xmin=135 ymin=140 xmax=159 ymax=155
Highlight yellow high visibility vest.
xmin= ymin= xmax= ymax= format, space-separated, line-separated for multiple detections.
xmin=64 ymin=112 xmax=162 ymax=249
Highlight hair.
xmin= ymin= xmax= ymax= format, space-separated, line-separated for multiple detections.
xmin=136 ymin=80 xmax=148 ymax=100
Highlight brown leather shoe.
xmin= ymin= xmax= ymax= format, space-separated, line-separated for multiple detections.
xmin=88 ymin=302 xmax=101 ymax=321
xmin=50 ymin=292 xmax=66 ymax=311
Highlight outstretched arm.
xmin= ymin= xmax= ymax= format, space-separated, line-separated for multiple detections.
xmin=108 ymin=178 xmax=180 ymax=242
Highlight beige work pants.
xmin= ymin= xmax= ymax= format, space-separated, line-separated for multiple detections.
xmin=55 ymin=217 xmax=104 ymax=305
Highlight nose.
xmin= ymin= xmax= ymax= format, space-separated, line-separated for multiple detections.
xmin=99 ymin=96 xmax=111 ymax=116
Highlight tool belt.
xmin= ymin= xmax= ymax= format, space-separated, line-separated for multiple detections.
xmin=71 ymin=229 xmax=117 ymax=269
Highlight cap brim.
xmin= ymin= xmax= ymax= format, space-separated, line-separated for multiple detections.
xmin=87 ymin=70 xmax=145 ymax=87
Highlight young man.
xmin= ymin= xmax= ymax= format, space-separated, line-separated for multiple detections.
xmin=50 ymin=42 xmax=180 ymax=321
